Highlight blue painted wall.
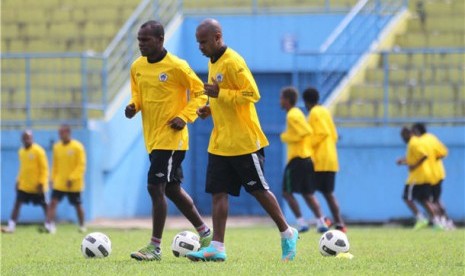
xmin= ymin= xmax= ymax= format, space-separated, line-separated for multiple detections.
xmin=3 ymin=14 xmax=464 ymax=223
xmin=283 ymin=126 xmax=465 ymax=223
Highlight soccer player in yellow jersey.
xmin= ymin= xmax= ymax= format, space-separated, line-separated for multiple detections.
xmin=302 ymin=87 xmax=347 ymax=233
xmin=125 ymin=21 xmax=212 ymax=261
xmin=412 ymin=122 xmax=455 ymax=229
xmin=187 ymin=18 xmax=298 ymax=262
xmin=46 ymin=124 xmax=87 ymax=234
xmin=397 ymin=127 xmax=443 ymax=230
xmin=2 ymin=131 xmax=49 ymax=233
xmin=279 ymin=87 xmax=329 ymax=234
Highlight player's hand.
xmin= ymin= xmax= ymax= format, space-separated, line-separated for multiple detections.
xmin=15 ymin=181 xmax=19 ymax=191
xmin=66 ymin=180 xmax=72 ymax=188
xmin=197 ymin=106 xmax=211 ymax=119
xmin=168 ymin=117 xmax=186 ymax=131
xmin=396 ymin=158 xmax=406 ymax=165
xmin=125 ymin=103 xmax=136 ymax=118
xmin=203 ymin=77 xmax=220 ymax=98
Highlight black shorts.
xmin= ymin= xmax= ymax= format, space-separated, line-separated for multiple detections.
xmin=402 ymin=184 xmax=432 ymax=202
xmin=148 ymin=150 xmax=185 ymax=185
xmin=283 ymin=157 xmax=314 ymax=194
xmin=311 ymin=171 xmax=336 ymax=194
xmin=206 ymin=148 xmax=269 ymax=196
xmin=431 ymin=180 xmax=443 ymax=203
xmin=17 ymin=190 xmax=47 ymax=206
xmin=52 ymin=190 xmax=82 ymax=205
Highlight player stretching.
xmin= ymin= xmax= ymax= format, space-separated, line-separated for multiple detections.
xmin=2 ymin=130 xmax=49 ymax=233
xmin=397 ymin=127 xmax=443 ymax=230
xmin=47 ymin=124 xmax=87 ymax=234
xmin=411 ymin=123 xmax=455 ymax=229
xmin=187 ymin=18 xmax=298 ymax=262
xmin=125 ymin=20 xmax=212 ymax=261
xmin=279 ymin=87 xmax=329 ymax=233
xmin=302 ymin=87 xmax=346 ymax=233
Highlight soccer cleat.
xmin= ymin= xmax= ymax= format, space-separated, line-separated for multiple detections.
xmin=336 ymin=252 xmax=354 ymax=259
xmin=186 ymin=244 xmax=227 ymax=262
xmin=130 ymin=244 xmax=161 ymax=261
xmin=317 ymin=217 xmax=332 ymax=233
xmin=78 ymin=226 xmax=87 ymax=233
xmin=1 ymin=227 xmax=14 ymax=234
xmin=413 ymin=218 xmax=428 ymax=230
xmin=432 ymin=223 xmax=445 ymax=231
xmin=297 ymin=225 xmax=309 ymax=233
xmin=335 ymin=225 xmax=347 ymax=233
xmin=199 ymin=230 xmax=213 ymax=248
xmin=281 ymin=227 xmax=298 ymax=261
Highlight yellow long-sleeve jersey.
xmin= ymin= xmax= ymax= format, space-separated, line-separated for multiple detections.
xmin=418 ymin=133 xmax=448 ymax=184
xmin=307 ymin=105 xmax=339 ymax=172
xmin=17 ymin=143 xmax=49 ymax=194
xmin=207 ymin=48 xmax=269 ymax=156
xmin=52 ymin=140 xmax=86 ymax=192
xmin=405 ymin=136 xmax=434 ymax=185
xmin=129 ymin=52 xmax=207 ymax=152
xmin=281 ymin=107 xmax=312 ymax=162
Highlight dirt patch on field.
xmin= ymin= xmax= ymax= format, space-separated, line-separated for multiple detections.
xmin=88 ymin=216 xmax=275 ymax=230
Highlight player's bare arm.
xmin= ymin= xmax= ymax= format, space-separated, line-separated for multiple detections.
xmin=396 ymin=157 xmax=407 ymax=165
xmin=125 ymin=103 xmax=136 ymax=118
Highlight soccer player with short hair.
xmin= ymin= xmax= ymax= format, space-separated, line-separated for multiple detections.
xmin=279 ymin=87 xmax=330 ymax=233
xmin=2 ymin=130 xmax=49 ymax=233
xmin=397 ymin=126 xmax=443 ymax=230
xmin=302 ymin=87 xmax=346 ymax=233
xmin=125 ymin=20 xmax=212 ymax=261
xmin=411 ymin=122 xmax=455 ymax=229
xmin=187 ymin=18 xmax=298 ymax=262
xmin=46 ymin=124 xmax=87 ymax=234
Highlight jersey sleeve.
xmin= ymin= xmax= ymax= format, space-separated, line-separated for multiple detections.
xmin=129 ymin=65 xmax=141 ymax=112
xmin=217 ymin=61 xmax=260 ymax=105
xmin=177 ymin=64 xmax=208 ymax=123
xmin=281 ymin=110 xmax=312 ymax=143
xmin=432 ymin=136 xmax=448 ymax=159
xmin=37 ymin=147 xmax=49 ymax=185
xmin=309 ymin=110 xmax=329 ymax=147
xmin=69 ymin=143 xmax=86 ymax=181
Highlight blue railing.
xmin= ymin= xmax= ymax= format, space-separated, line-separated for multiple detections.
xmin=291 ymin=0 xmax=406 ymax=100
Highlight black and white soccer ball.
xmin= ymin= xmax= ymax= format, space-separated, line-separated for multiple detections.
xmin=319 ymin=230 xmax=350 ymax=256
xmin=81 ymin=232 xmax=112 ymax=258
xmin=171 ymin=230 xmax=200 ymax=257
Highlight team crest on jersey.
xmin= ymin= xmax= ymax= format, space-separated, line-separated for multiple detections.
xmin=159 ymin=73 xmax=168 ymax=82
xmin=215 ymin=73 xmax=224 ymax=82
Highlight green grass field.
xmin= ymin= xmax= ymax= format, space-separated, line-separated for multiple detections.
xmin=1 ymin=224 xmax=464 ymax=275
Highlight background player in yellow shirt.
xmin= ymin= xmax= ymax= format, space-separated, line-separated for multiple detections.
xmin=411 ymin=122 xmax=455 ymax=229
xmin=125 ymin=20 xmax=212 ymax=261
xmin=2 ymin=130 xmax=49 ymax=233
xmin=46 ymin=124 xmax=86 ymax=234
xmin=279 ymin=87 xmax=330 ymax=233
xmin=397 ymin=127 xmax=443 ymax=230
xmin=302 ymin=87 xmax=346 ymax=233
xmin=187 ymin=18 xmax=298 ymax=262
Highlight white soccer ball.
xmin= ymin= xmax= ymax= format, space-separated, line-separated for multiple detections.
xmin=319 ymin=230 xmax=350 ymax=256
xmin=171 ymin=230 xmax=200 ymax=257
xmin=81 ymin=232 xmax=112 ymax=258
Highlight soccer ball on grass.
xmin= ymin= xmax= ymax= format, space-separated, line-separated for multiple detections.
xmin=171 ymin=230 xmax=200 ymax=257
xmin=81 ymin=232 xmax=112 ymax=258
xmin=319 ymin=229 xmax=350 ymax=256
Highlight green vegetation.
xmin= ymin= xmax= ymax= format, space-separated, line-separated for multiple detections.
xmin=1 ymin=224 xmax=464 ymax=275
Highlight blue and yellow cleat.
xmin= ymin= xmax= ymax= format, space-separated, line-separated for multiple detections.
xmin=186 ymin=245 xmax=227 ymax=262
xmin=281 ymin=227 xmax=298 ymax=261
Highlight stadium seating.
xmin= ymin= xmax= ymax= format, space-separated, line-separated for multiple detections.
xmin=334 ymin=0 xmax=465 ymax=121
